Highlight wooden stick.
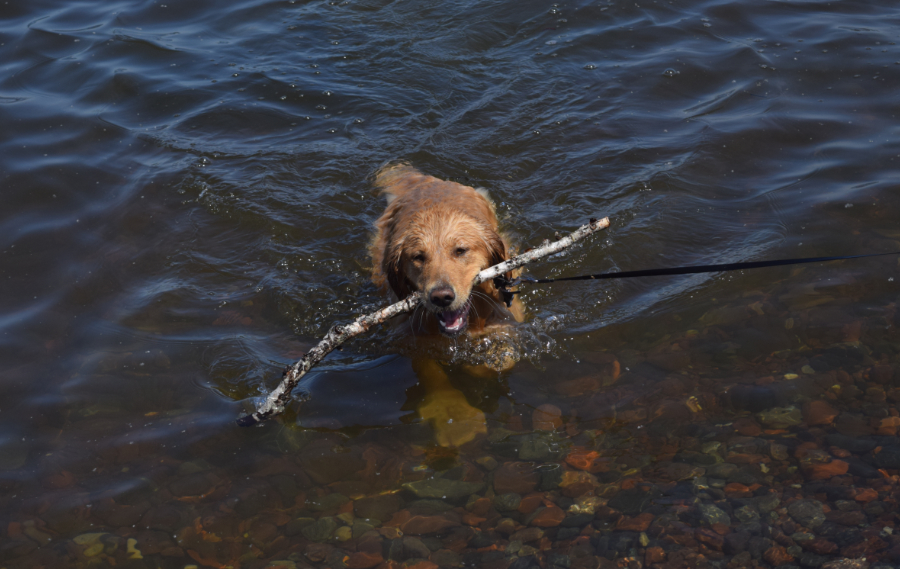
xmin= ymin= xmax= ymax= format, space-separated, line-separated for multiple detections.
xmin=237 ymin=217 xmax=610 ymax=426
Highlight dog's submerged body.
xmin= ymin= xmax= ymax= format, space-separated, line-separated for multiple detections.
xmin=370 ymin=163 xmax=524 ymax=337
xmin=370 ymin=163 xmax=524 ymax=447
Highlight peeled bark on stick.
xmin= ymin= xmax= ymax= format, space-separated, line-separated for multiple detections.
xmin=237 ymin=216 xmax=610 ymax=427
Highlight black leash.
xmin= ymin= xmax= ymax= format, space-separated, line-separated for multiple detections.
xmin=495 ymin=251 xmax=900 ymax=307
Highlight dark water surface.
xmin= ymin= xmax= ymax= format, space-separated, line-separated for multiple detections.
xmin=3 ymin=0 xmax=900 ymax=566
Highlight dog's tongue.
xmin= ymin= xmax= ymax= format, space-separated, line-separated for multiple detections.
xmin=438 ymin=306 xmax=468 ymax=333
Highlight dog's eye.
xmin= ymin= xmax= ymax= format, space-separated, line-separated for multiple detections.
xmin=454 ymin=247 xmax=468 ymax=257
xmin=412 ymin=252 xmax=426 ymax=262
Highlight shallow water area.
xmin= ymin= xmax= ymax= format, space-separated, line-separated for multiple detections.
xmin=3 ymin=0 xmax=900 ymax=567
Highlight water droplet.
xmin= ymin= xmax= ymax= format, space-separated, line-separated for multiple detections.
xmin=331 ymin=40 xmax=340 ymax=45
xmin=353 ymin=118 xmax=364 ymax=123
xmin=323 ymin=90 xmax=333 ymax=96
xmin=844 ymin=203 xmax=853 ymax=208
xmin=584 ymin=64 xmax=596 ymax=70
xmin=280 ymin=96 xmax=287 ymax=100
xmin=327 ymin=128 xmax=336 ymax=133
xmin=533 ymin=130 xmax=541 ymax=135
xmin=663 ymin=68 xmax=679 ymax=77
xmin=315 ymin=104 xmax=326 ymax=110
xmin=545 ymin=40 xmax=557 ymax=45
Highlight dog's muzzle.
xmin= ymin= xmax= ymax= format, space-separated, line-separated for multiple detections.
xmin=436 ymin=304 xmax=470 ymax=336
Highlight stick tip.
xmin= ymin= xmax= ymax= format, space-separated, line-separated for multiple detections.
xmin=236 ymin=413 xmax=261 ymax=427
xmin=589 ymin=217 xmax=610 ymax=229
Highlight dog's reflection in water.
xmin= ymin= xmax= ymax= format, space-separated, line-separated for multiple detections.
xmin=370 ymin=163 xmax=524 ymax=446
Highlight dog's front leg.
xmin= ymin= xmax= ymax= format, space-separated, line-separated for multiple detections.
xmin=412 ymin=358 xmax=487 ymax=447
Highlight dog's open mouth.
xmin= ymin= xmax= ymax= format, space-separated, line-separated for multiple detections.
xmin=436 ymin=304 xmax=470 ymax=336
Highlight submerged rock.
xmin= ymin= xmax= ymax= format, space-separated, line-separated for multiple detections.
xmin=494 ymin=462 xmax=540 ymax=494
xmin=870 ymin=445 xmax=900 ymax=469
xmin=354 ymin=493 xmax=401 ymax=522
xmin=302 ymin=517 xmax=339 ymax=542
xmin=607 ymin=486 xmax=659 ymax=515
xmin=700 ymin=503 xmax=731 ymax=527
xmin=787 ymin=500 xmax=826 ymax=529
xmin=758 ymin=406 xmax=802 ymax=429
xmin=402 ymin=478 xmax=484 ymax=500
xmin=493 ymin=493 xmax=521 ymax=512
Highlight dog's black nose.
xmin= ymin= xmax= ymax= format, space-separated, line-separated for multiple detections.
xmin=430 ymin=286 xmax=455 ymax=307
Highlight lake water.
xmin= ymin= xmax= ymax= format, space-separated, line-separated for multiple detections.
xmin=2 ymin=0 xmax=900 ymax=567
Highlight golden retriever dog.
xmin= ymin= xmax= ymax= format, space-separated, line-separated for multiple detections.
xmin=370 ymin=162 xmax=524 ymax=336
xmin=370 ymin=163 xmax=524 ymax=446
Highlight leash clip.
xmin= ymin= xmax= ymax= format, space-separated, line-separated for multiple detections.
xmin=493 ymin=275 xmax=537 ymax=307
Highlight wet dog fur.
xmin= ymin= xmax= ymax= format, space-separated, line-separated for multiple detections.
xmin=370 ymin=163 xmax=524 ymax=338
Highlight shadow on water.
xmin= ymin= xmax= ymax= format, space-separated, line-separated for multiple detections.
xmin=1 ymin=0 xmax=900 ymax=566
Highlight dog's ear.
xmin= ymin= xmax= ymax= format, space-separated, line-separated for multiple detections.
xmin=384 ymin=245 xmax=413 ymax=299
xmin=485 ymin=229 xmax=511 ymax=279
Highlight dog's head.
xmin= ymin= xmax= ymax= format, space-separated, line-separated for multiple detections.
xmin=383 ymin=210 xmax=507 ymax=336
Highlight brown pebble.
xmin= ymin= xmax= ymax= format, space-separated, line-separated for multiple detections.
xmin=614 ymin=513 xmax=654 ymax=532
xmin=378 ymin=527 xmax=403 ymax=539
xmin=853 ymin=488 xmax=878 ymax=503
xmin=529 ymin=506 xmax=566 ymax=527
xmin=770 ymin=443 xmax=789 ymax=461
xmin=518 ymin=493 xmax=545 ymax=515
xmin=802 ymin=538 xmax=838 ymax=555
xmin=695 ymin=528 xmax=724 ymax=551
xmin=733 ymin=417 xmax=763 ymax=437
xmin=805 ymin=400 xmax=839 ymax=426
xmin=565 ymin=449 xmax=612 ymax=473
xmin=510 ymin=527 xmax=544 ymax=543
xmin=840 ymin=537 xmax=886 ymax=559
xmin=346 ymin=551 xmax=384 ymax=569
xmin=645 ymin=546 xmax=666 ymax=564
xmin=468 ymin=497 xmax=492 ymax=516
xmin=804 ymin=459 xmax=849 ymax=480
xmin=405 ymin=562 xmax=439 ymax=569
xmin=763 ymin=545 xmax=794 ymax=566
xmin=532 ymin=404 xmax=563 ymax=431
xmin=877 ymin=416 xmax=900 ymax=436
xmin=247 ymin=520 xmax=278 ymax=544
xmin=399 ymin=515 xmax=459 ymax=535
xmin=710 ymin=523 xmax=730 ymax=536
xmin=305 ymin=543 xmax=334 ymax=563
xmin=495 ymin=518 xmax=518 ymax=536
xmin=493 ymin=462 xmax=540 ymax=494
xmin=825 ymin=510 xmax=867 ymax=526
xmin=724 ymin=483 xmax=753 ymax=498
xmin=834 ymin=413 xmax=873 ymax=437
xmin=662 ymin=462 xmax=705 ymax=481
